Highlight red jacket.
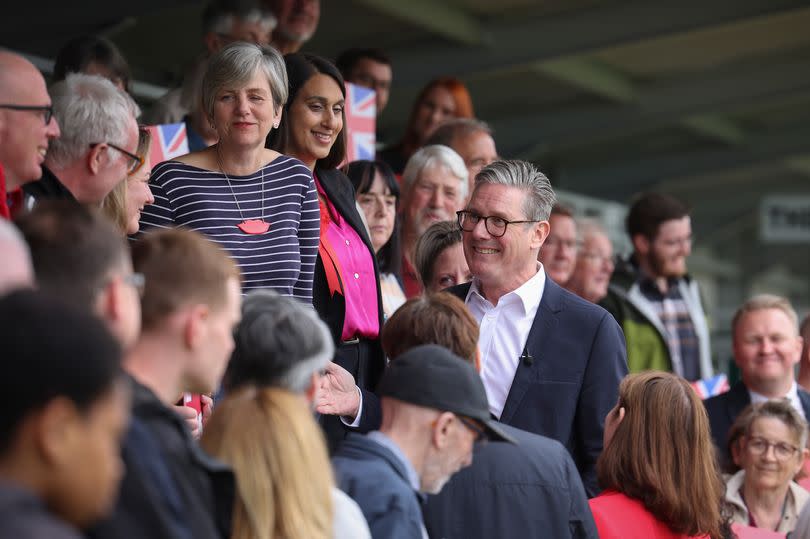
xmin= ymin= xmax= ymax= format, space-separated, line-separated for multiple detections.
xmin=589 ymin=491 xmax=709 ymax=539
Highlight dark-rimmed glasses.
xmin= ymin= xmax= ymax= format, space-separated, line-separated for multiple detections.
xmin=457 ymin=415 xmax=488 ymax=443
xmin=456 ymin=210 xmax=541 ymax=238
xmin=745 ymin=436 xmax=799 ymax=461
xmin=90 ymin=142 xmax=144 ymax=175
xmin=0 ymin=104 xmax=54 ymax=125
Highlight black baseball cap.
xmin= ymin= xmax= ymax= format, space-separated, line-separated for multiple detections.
xmin=378 ymin=344 xmax=516 ymax=443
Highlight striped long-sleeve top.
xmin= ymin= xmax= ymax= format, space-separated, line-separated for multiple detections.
xmin=139 ymin=155 xmax=320 ymax=303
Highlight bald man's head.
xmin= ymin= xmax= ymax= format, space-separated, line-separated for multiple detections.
xmin=0 ymin=51 xmax=61 ymax=191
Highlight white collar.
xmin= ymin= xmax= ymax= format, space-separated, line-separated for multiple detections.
xmin=468 ymin=263 xmax=546 ymax=313
xmin=749 ymin=381 xmax=805 ymax=418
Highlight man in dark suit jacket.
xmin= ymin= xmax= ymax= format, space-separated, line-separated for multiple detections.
xmin=704 ymin=294 xmax=810 ymax=468
xmin=449 ymin=160 xmax=628 ymax=496
xmin=423 ymin=422 xmax=599 ymax=539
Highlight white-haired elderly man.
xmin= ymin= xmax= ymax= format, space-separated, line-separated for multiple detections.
xmin=399 ymin=144 xmax=469 ymax=297
xmin=24 ymin=73 xmax=139 ymax=206
xmin=221 ymin=289 xmax=372 ymax=539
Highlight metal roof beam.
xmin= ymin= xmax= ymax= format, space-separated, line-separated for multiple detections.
xmin=389 ymin=0 xmax=810 ymax=84
xmin=355 ymin=0 xmax=484 ymax=46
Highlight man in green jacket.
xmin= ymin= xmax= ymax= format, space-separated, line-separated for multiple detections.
xmin=600 ymin=192 xmax=712 ymax=381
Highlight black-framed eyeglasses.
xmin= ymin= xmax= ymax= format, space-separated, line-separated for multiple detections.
xmin=745 ymin=436 xmax=799 ymax=461
xmin=0 ymin=104 xmax=54 ymax=125
xmin=456 ymin=210 xmax=540 ymax=238
xmin=457 ymin=415 xmax=488 ymax=443
xmin=90 ymin=142 xmax=144 ymax=175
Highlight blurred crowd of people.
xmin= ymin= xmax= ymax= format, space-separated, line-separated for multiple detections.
xmin=4 ymin=1 xmax=810 ymax=538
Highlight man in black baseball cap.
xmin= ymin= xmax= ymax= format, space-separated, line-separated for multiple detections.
xmin=332 ymin=344 xmax=514 ymax=539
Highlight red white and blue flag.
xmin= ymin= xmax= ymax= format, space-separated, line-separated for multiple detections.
xmin=344 ymin=82 xmax=376 ymax=162
xmin=690 ymin=373 xmax=730 ymax=400
xmin=145 ymin=123 xmax=189 ymax=166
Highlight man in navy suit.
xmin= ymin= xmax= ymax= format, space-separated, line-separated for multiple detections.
xmin=449 ymin=159 xmax=628 ymax=496
xmin=705 ymin=294 xmax=810 ymax=468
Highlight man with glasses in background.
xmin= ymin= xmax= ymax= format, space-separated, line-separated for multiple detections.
xmin=24 ymin=73 xmax=139 ymax=206
xmin=448 ymin=160 xmax=627 ymax=497
xmin=600 ymin=191 xmax=712 ymax=382
xmin=537 ymin=203 xmax=579 ymax=286
xmin=0 ymin=50 xmax=61 ymax=218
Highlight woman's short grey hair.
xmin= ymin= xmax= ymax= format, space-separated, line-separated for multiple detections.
xmin=46 ymin=73 xmax=140 ymax=170
xmin=414 ymin=220 xmax=462 ymax=287
xmin=402 ymin=145 xmax=469 ymax=202
xmin=740 ymin=399 xmax=809 ymax=455
xmin=201 ymin=42 xmax=288 ymax=124
xmin=224 ymin=290 xmax=334 ymax=394
xmin=475 ymin=160 xmax=556 ymax=221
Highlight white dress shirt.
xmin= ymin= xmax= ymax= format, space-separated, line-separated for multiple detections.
xmin=749 ymin=381 xmax=807 ymax=420
xmin=466 ymin=266 xmax=546 ymax=418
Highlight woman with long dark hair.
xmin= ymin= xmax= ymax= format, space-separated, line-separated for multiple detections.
xmin=268 ymin=53 xmax=385 ymax=450
xmin=345 ymin=160 xmax=404 ymax=318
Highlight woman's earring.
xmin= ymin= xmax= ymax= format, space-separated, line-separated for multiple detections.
xmin=273 ymin=123 xmax=279 ymax=129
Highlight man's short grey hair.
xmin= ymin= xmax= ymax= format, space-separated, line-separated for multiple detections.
xmin=203 ymin=0 xmax=277 ymax=36
xmin=224 ymin=290 xmax=334 ymax=394
xmin=474 ymin=160 xmax=556 ymax=221
xmin=577 ymin=218 xmax=608 ymax=243
xmin=425 ymin=118 xmax=492 ymax=148
xmin=202 ymin=42 xmax=288 ymax=123
xmin=402 ymin=145 xmax=469 ymax=201
xmin=46 ymin=73 xmax=139 ymax=170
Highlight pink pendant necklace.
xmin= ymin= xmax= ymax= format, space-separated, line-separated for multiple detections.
xmin=217 ymin=150 xmax=270 ymax=234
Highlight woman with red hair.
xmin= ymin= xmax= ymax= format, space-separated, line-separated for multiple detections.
xmin=379 ymin=77 xmax=474 ymax=174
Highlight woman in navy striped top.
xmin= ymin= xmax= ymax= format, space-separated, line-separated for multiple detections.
xmin=139 ymin=43 xmax=319 ymax=303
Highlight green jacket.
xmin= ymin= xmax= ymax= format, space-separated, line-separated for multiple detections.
xmin=599 ymin=257 xmax=712 ymax=380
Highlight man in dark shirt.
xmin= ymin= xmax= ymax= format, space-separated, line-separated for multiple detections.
xmin=91 ymin=228 xmax=242 ymax=539
xmin=0 ymin=290 xmax=129 ymax=539
xmin=601 ymin=191 xmax=712 ymax=381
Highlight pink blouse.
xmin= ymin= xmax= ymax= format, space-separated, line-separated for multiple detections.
xmin=315 ymin=176 xmax=379 ymax=340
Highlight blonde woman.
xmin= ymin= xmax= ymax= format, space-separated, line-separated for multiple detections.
xmin=200 ymin=387 xmax=334 ymax=539
xmin=101 ymin=126 xmax=154 ymax=234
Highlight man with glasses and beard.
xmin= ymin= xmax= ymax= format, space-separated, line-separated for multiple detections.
xmin=24 ymin=74 xmax=139 ymax=207
xmin=601 ymin=192 xmax=712 ymax=382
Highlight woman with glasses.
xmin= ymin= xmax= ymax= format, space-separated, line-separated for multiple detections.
xmin=589 ymin=371 xmax=728 ymax=539
xmin=102 ymin=126 xmax=154 ymax=235
xmin=139 ymin=42 xmax=319 ymax=301
xmin=724 ymin=400 xmax=809 ymax=533
xmin=346 ymin=160 xmax=405 ymax=318
xmin=267 ymin=52 xmax=385 ymax=451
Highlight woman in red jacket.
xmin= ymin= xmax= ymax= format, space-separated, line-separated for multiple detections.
xmin=589 ymin=371 xmax=728 ymax=539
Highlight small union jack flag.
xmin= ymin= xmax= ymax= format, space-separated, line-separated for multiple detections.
xmin=690 ymin=373 xmax=730 ymax=400
xmin=145 ymin=122 xmax=189 ymax=167
xmin=344 ymin=83 xmax=376 ymax=162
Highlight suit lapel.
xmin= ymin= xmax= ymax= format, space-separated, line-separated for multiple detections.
xmin=726 ymin=382 xmax=751 ymax=425
xmin=499 ymin=277 xmax=564 ymax=424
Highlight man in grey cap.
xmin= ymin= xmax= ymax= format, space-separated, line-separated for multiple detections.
xmin=332 ymin=344 xmax=513 ymax=539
